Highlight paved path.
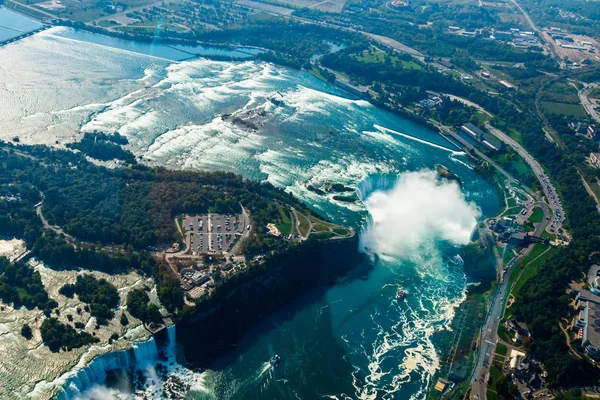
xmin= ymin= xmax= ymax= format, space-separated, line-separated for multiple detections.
xmin=35 ymin=191 xmax=76 ymax=242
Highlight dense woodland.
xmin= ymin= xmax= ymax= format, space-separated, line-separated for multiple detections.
xmin=0 ymin=257 xmax=56 ymax=311
xmin=0 ymin=141 xmax=328 ymax=351
xmin=0 ymin=142 xmax=310 ymax=253
xmin=40 ymin=317 xmax=98 ymax=352
xmin=67 ymin=132 xmax=136 ymax=164
xmin=60 ymin=275 xmax=120 ymax=325
xmin=126 ymin=289 xmax=163 ymax=324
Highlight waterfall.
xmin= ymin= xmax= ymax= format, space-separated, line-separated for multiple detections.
xmin=356 ymin=174 xmax=398 ymax=203
xmin=166 ymin=325 xmax=176 ymax=358
xmin=133 ymin=336 xmax=158 ymax=366
xmin=54 ymin=349 xmax=132 ymax=400
xmin=54 ymin=334 xmax=162 ymax=400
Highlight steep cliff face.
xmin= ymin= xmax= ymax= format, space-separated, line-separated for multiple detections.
xmin=177 ymin=237 xmax=369 ymax=366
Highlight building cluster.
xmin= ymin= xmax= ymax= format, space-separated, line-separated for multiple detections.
xmin=180 ymin=267 xmax=211 ymax=292
xmin=572 ymin=121 xmax=599 ymax=138
xmin=445 ymin=26 xmax=542 ymax=49
xmin=461 ymin=123 xmax=505 ymax=152
xmin=548 ymin=28 xmax=596 ymax=54
xmin=179 ymin=261 xmax=237 ymax=296
xmin=416 ymin=95 xmax=442 ymax=109
xmin=491 ymin=28 xmax=542 ymax=49
xmin=492 ymin=217 xmax=533 ymax=245
xmin=505 ymin=349 xmax=547 ymax=397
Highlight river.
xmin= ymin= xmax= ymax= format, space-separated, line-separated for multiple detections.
xmin=0 ymin=25 xmax=500 ymax=400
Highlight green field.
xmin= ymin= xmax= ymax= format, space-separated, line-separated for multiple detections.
xmin=297 ymin=212 xmax=311 ymax=237
xmin=541 ymin=101 xmax=587 ymax=118
xmin=503 ymin=206 xmax=523 ymax=216
xmin=528 ymin=207 xmax=544 ymax=223
xmin=496 ymin=342 xmax=508 ymax=356
xmin=354 ymin=48 xmax=423 ymax=71
xmin=511 ymin=246 xmax=557 ymax=300
xmin=275 ymin=203 xmax=292 ymax=236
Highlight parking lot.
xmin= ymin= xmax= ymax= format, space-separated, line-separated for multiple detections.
xmin=183 ymin=213 xmax=247 ymax=255
xmin=539 ymin=173 xmax=566 ymax=235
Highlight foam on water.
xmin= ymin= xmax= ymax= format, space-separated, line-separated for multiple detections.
xmin=1 ymin=30 xmax=500 ymax=400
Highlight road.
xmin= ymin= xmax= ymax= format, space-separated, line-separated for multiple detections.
xmin=5 ymin=0 xmax=57 ymax=21
xmin=485 ymin=123 xmax=565 ymax=235
xmin=436 ymin=123 xmax=538 ymax=198
xmin=470 ymin=211 xmax=550 ymax=400
xmin=35 ymin=191 xmax=76 ymax=242
xmin=578 ymin=83 xmax=600 ymax=124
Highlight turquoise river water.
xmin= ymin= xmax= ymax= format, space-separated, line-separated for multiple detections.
xmin=0 ymin=25 xmax=500 ymax=400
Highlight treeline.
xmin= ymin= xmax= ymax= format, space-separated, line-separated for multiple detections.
xmin=195 ymin=20 xmax=362 ymax=68
xmin=67 ymin=132 xmax=136 ymax=164
xmin=509 ymin=104 xmax=600 ymax=386
xmin=126 ymin=289 xmax=162 ymax=324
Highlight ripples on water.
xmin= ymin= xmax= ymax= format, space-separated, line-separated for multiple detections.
xmin=0 ymin=28 xmax=499 ymax=399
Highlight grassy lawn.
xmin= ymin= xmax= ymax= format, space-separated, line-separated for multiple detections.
xmin=528 ymin=207 xmax=544 ymax=223
xmin=507 ymin=197 xmax=517 ymax=207
xmin=333 ymin=227 xmax=347 ymax=236
xmin=541 ymin=101 xmax=587 ymax=118
xmin=275 ymin=203 xmax=292 ymax=237
xmin=590 ymin=179 xmax=600 ymax=201
xmin=489 ymin=361 xmax=504 ymax=386
xmin=503 ymin=206 xmax=523 ymax=216
xmin=354 ymin=48 xmax=422 ymax=70
xmin=498 ymin=320 xmax=512 ymax=342
xmin=313 ymin=231 xmax=336 ymax=239
xmin=496 ymin=342 xmax=508 ymax=356
xmin=511 ymin=246 xmax=558 ymax=300
xmin=297 ymin=212 xmax=311 ymax=237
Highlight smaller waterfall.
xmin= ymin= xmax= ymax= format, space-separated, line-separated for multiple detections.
xmin=166 ymin=325 xmax=176 ymax=358
xmin=133 ymin=337 xmax=158 ymax=366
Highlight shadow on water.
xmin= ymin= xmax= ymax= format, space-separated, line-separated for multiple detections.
xmin=192 ymin=260 xmax=374 ymax=400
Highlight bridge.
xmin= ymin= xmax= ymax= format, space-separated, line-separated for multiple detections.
xmin=0 ymin=25 xmax=50 ymax=48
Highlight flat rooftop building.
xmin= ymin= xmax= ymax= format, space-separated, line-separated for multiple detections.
xmin=575 ymin=291 xmax=600 ymax=360
xmin=461 ymin=123 xmax=504 ymax=151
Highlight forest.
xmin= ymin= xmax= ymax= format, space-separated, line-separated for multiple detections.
xmin=60 ymin=275 xmax=120 ymax=325
xmin=126 ymin=289 xmax=163 ymax=324
xmin=40 ymin=317 xmax=99 ymax=352
xmin=0 ymin=257 xmax=56 ymax=311
xmin=67 ymin=132 xmax=136 ymax=164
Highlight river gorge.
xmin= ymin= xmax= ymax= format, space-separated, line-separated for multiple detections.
xmin=0 ymin=18 xmax=500 ymax=400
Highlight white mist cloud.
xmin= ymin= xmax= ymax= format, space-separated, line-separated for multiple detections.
xmin=74 ymin=385 xmax=119 ymax=400
xmin=360 ymin=170 xmax=481 ymax=258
